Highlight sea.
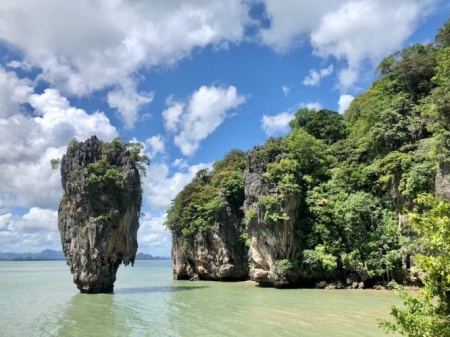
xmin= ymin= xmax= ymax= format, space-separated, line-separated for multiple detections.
xmin=0 ymin=260 xmax=399 ymax=337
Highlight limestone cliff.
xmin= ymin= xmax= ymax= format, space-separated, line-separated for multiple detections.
xmin=167 ymin=150 xmax=249 ymax=281
xmin=244 ymin=146 xmax=301 ymax=287
xmin=172 ymin=215 xmax=248 ymax=281
xmin=58 ymin=136 xmax=142 ymax=293
xmin=435 ymin=161 xmax=450 ymax=200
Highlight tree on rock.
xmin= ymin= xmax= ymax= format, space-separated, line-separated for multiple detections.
xmin=380 ymin=194 xmax=450 ymax=336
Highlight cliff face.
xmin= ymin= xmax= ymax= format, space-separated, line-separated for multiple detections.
xmin=243 ymin=147 xmax=301 ymax=287
xmin=58 ymin=136 xmax=142 ymax=293
xmin=435 ymin=161 xmax=450 ymax=200
xmin=172 ymin=213 xmax=248 ymax=281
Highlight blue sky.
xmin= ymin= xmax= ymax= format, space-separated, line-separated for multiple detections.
xmin=0 ymin=1 xmax=448 ymax=256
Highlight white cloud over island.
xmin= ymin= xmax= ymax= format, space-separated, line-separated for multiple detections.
xmin=163 ymin=85 xmax=246 ymax=156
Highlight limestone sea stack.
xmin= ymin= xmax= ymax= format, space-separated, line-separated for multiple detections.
xmin=58 ymin=136 xmax=143 ymax=293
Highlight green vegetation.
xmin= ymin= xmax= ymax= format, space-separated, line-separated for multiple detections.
xmin=165 ymin=150 xmax=246 ymax=238
xmin=380 ymin=194 xmax=450 ymax=336
xmin=61 ymin=137 xmax=149 ymax=222
xmin=166 ymin=19 xmax=450 ymax=331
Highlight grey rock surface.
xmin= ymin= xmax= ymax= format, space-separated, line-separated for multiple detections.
xmin=244 ymin=146 xmax=301 ymax=287
xmin=58 ymin=136 xmax=141 ymax=293
xmin=172 ymin=214 xmax=248 ymax=281
xmin=435 ymin=161 xmax=450 ymax=200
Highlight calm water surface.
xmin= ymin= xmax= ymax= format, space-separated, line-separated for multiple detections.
xmin=0 ymin=260 xmax=398 ymax=336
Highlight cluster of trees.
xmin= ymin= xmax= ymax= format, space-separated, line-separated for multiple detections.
xmin=165 ymin=149 xmax=246 ymax=240
xmin=166 ymin=18 xmax=450 ymax=335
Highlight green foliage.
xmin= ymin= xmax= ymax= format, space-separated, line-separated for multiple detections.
xmin=274 ymin=259 xmax=294 ymax=273
xmin=239 ymin=232 xmax=251 ymax=248
xmin=301 ymin=245 xmax=337 ymax=279
xmin=50 ymin=158 xmax=60 ymax=169
xmin=252 ymin=138 xmax=285 ymax=164
xmin=436 ymin=15 xmax=450 ymax=47
xmin=67 ymin=138 xmax=79 ymax=153
xmin=165 ymin=19 xmax=450 ymax=291
xmin=62 ymin=137 xmax=146 ymax=223
xmin=244 ymin=209 xmax=257 ymax=226
xmin=258 ymin=195 xmax=289 ymax=223
xmin=289 ymin=108 xmax=348 ymax=144
xmin=105 ymin=137 xmax=150 ymax=176
xmin=125 ymin=141 xmax=151 ymax=177
xmin=165 ymin=149 xmax=246 ymax=239
xmin=380 ymin=194 xmax=450 ymax=336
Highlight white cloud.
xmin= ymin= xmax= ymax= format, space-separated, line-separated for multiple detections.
xmin=304 ymin=102 xmax=323 ymax=111
xmin=302 ymin=65 xmax=333 ymax=86
xmin=162 ymin=100 xmax=184 ymax=133
xmin=260 ymin=0 xmax=436 ymax=88
xmin=338 ymin=94 xmax=354 ymax=114
xmin=261 ymin=112 xmax=294 ymax=136
xmin=0 ymin=67 xmax=33 ymax=118
xmin=6 ymin=60 xmax=32 ymax=71
xmin=0 ymin=208 xmax=60 ymax=252
xmin=311 ymin=0 xmax=434 ymax=88
xmin=0 ymin=1 xmax=250 ymax=130
xmin=107 ymin=79 xmax=153 ymax=129
xmin=164 ymin=85 xmax=246 ymax=156
xmin=145 ymin=134 xmax=165 ymax=159
xmin=137 ymin=213 xmax=171 ymax=256
xmin=282 ymin=85 xmax=292 ymax=96
xmin=259 ymin=0 xmax=345 ymax=52
xmin=172 ymin=158 xmax=189 ymax=169
xmin=0 ymin=80 xmax=117 ymax=210
xmin=143 ymin=162 xmax=212 ymax=211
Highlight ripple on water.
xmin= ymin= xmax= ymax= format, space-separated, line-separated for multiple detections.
xmin=1 ymin=261 xmax=399 ymax=337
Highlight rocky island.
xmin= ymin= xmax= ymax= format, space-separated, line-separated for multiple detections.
xmin=166 ymin=23 xmax=450 ymax=291
xmin=57 ymin=136 xmax=147 ymax=293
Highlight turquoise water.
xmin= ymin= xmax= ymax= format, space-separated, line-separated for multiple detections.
xmin=0 ymin=260 xmax=398 ymax=336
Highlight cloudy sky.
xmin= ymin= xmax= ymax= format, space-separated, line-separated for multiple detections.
xmin=0 ymin=1 xmax=448 ymax=256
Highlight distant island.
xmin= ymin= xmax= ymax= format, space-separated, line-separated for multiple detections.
xmin=0 ymin=249 xmax=169 ymax=261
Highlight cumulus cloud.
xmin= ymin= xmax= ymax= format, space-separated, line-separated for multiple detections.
xmin=260 ymin=0 xmax=436 ymax=88
xmin=137 ymin=213 xmax=171 ymax=256
xmin=259 ymin=0 xmax=344 ymax=52
xmin=338 ymin=94 xmax=354 ymax=114
xmin=0 ymin=67 xmax=33 ymax=118
xmin=304 ymin=102 xmax=323 ymax=111
xmin=0 ymin=77 xmax=117 ymax=210
xmin=314 ymin=0 xmax=436 ymax=88
xmin=0 ymin=1 xmax=250 ymax=128
xmin=261 ymin=112 xmax=294 ymax=136
xmin=0 ymin=208 xmax=60 ymax=252
xmin=162 ymin=100 xmax=184 ymax=133
xmin=143 ymin=162 xmax=212 ymax=211
xmin=302 ymin=65 xmax=333 ymax=86
xmin=145 ymin=134 xmax=165 ymax=159
xmin=163 ymin=85 xmax=246 ymax=156
xmin=107 ymin=79 xmax=154 ymax=129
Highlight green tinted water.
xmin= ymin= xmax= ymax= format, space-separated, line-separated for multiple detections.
xmin=0 ymin=261 xmax=398 ymax=336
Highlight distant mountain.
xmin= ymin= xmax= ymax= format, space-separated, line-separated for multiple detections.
xmin=0 ymin=249 xmax=64 ymax=261
xmin=135 ymin=252 xmax=170 ymax=260
xmin=0 ymin=250 xmax=169 ymax=261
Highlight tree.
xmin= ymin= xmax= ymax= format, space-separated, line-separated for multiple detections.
xmin=380 ymin=194 xmax=450 ymax=336
xmin=289 ymin=108 xmax=348 ymax=145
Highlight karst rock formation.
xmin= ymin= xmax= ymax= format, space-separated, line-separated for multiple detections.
xmin=58 ymin=136 xmax=142 ymax=293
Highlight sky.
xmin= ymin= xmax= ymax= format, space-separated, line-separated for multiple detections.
xmin=0 ymin=1 xmax=448 ymax=256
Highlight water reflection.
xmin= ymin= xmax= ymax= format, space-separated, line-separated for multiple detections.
xmin=37 ymin=284 xmax=208 ymax=336
xmin=51 ymin=293 xmax=133 ymax=337
xmin=115 ymin=285 xmax=208 ymax=295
